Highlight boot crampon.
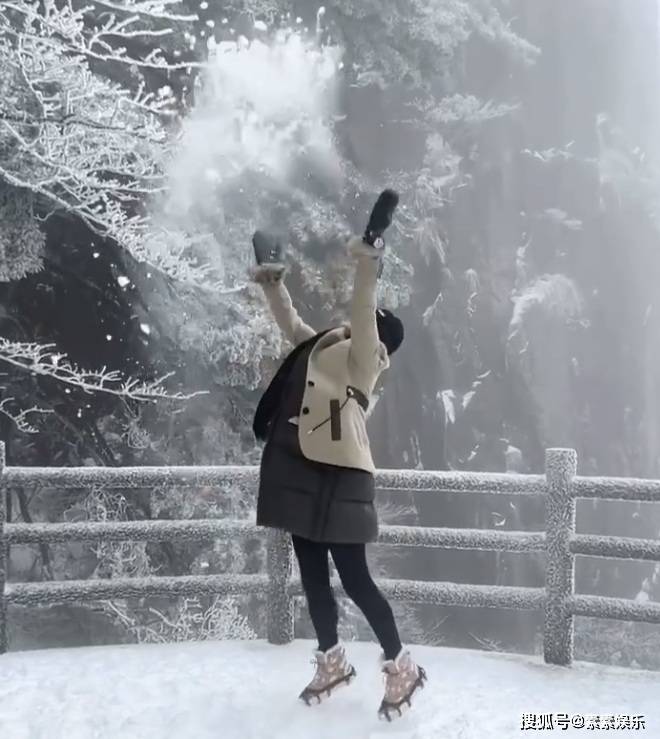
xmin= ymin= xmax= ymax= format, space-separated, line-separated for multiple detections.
xmin=299 ymin=644 xmax=357 ymax=706
xmin=378 ymin=649 xmax=427 ymax=722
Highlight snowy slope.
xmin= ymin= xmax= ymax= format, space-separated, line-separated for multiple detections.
xmin=0 ymin=639 xmax=658 ymax=739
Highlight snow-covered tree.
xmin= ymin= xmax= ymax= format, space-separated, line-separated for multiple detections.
xmin=0 ymin=0 xmax=203 ymax=274
xmin=0 ymin=0 xmax=209 ymax=434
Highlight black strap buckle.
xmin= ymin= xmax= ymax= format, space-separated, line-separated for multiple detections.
xmin=346 ymin=385 xmax=369 ymax=412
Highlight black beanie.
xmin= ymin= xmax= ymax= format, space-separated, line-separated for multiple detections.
xmin=376 ymin=308 xmax=404 ymax=355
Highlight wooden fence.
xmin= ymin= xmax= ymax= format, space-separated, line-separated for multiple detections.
xmin=2 ymin=444 xmax=660 ymax=664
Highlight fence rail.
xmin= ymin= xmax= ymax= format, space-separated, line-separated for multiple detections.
xmin=1 ymin=464 xmax=548 ymax=495
xmin=4 ymin=520 xmax=547 ymax=552
xmin=2 ymin=444 xmax=660 ymax=664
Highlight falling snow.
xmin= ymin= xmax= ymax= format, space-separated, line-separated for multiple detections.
xmin=204 ymin=168 xmax=221 ymax=183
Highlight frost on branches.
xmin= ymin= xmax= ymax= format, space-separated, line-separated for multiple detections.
xmin=0 ymin=337 xmax=207 ymax=433
xmin=0 ymin=188 xmax=45 ymax=280
xmin=0 ymin=0 xmax=202 ymax=278
xmin=104 ymin=596 xmax=257 ymax=644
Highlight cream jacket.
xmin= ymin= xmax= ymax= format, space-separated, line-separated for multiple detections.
xmin=259 ymin=241 xmax=388 ymax=472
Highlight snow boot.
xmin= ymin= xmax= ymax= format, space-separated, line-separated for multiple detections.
xmin=299 ymin=644 xmax=356 ymax=705
xmin=377 ymin=649 xmax=427 ymax=721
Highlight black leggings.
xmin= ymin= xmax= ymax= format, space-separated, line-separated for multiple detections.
xmin=291 ymin=534 xmax=402 ymax=661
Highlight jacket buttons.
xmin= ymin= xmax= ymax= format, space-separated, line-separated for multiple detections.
xmin=307 ymin=380 xmax=315 ymax=387
xmin=302 ymin=407 xmax=310 ymax=415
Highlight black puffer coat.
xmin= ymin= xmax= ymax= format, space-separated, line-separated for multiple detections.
xmin=256 ymin=341 xmax=377 ymax=544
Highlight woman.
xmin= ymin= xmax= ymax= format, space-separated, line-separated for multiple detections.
xmin=250 ymin=195 xmax=426 ymax=722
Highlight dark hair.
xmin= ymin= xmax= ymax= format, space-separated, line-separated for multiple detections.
xmin=376 ymin=308 xmax=404 ymax=355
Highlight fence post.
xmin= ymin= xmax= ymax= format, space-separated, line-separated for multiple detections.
xmin=544 ymin=447 xmax=577 ymax=666
xmin=266 ymin=529 xmax=294 ymax=644
xmin=0 ymin=441 xmax=6 ymax=655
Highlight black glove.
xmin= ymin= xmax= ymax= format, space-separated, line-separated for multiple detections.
xmin=363 ymin=189 xmax=399 ymax=248
xmin=252 ymin=230 xmax=286 ymax=266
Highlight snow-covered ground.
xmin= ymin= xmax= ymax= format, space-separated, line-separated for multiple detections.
xmin=1 ymin=639 xmax=658 ymax=739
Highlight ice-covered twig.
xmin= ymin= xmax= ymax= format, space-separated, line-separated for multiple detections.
xmin=91 ymin=0 xmax=198 ymax=24
xmin=0 ymin=397 xmax=53 ymax=433
xmin=0 ymin=337 xmax=207 ymax=402
xmin=1 ymin=0 xmax=201 ymax=70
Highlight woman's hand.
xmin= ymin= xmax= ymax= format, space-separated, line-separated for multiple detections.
xmin=251 ymin=230 xmax=288 ymax=284
xmin=250 ymin=262 xmax=287 ymax=284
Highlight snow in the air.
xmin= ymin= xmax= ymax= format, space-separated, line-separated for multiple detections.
xmin=0 ymin=640 xmax=657 ymax=739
